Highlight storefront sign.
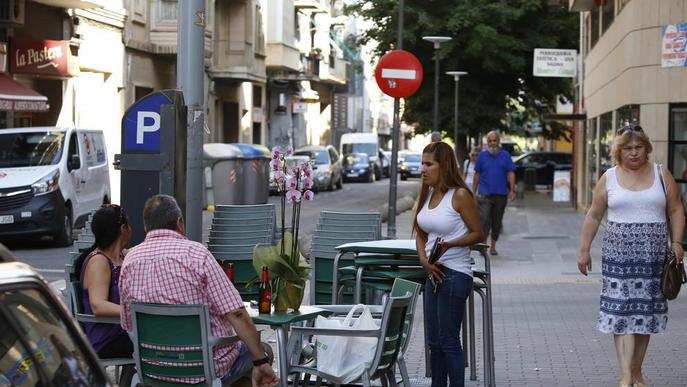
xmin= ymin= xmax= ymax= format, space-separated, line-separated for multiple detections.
xmin=10 ymin=39 xmax=72 ymax=76
xmin=533 ymin=49 xmax=576 ymax=77
xmin=553 ymin=170 xmax=571 ymax=202
xmin=661 ymin=23 xmax=687 ymax=67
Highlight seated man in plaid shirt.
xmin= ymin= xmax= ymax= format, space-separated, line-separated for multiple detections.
xmin=120 ymin=194 xmax=278 ymax=387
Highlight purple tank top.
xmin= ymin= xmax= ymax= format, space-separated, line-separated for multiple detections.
xmin=80 ymin=250 xmax=124 ymax=352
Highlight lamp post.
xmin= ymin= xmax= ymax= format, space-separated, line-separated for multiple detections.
xmin=446 ymin=71 xmax=467 ymax=160
xmin=422 ymin=36 xmax=452 ymax=135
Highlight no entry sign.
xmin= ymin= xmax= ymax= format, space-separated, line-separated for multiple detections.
xmin=374 ymin=50 xmax=423 ymax=98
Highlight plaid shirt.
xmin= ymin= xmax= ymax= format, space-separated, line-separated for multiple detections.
xmin=120 ymin=229 xmax=244 ymax=381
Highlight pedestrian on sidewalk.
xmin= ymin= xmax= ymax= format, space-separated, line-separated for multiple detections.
xmin=472 ymin=131 xmax=516 ymax=255
xmin=462 ymin=146 xmax=480 ymax=190
xmin=74 ymin=204 xmax=133 ymax=359
xmin=119 ymin=194 xmax=278 ymax=387
xmin=577 ymin=125 xmax=685 ymax=387
xmin=413 ymin=142 xmax=483 ymax=387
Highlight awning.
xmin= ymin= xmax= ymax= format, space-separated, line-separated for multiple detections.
xmin=0 ymin=74 xmax=49 ymax=112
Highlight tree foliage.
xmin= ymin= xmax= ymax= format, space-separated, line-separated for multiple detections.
xmin=345 ymin=0 xmax=579 ymax=140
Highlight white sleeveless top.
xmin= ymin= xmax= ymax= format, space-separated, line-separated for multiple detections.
xmin=416 ymin=188 xmax=472 ymax=277
xmin=606 ymin=163 xmax=666 ymax=223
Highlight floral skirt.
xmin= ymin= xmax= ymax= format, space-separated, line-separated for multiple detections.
xmin=598 ymin=221 xmax=668 ymax=334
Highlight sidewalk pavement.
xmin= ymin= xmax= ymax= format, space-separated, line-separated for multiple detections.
xmin=392 ymin=191 xmax=687 ymax=387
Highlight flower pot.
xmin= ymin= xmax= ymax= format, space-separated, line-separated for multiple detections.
xmin=274 ymin=280 xmax=305 ymax=312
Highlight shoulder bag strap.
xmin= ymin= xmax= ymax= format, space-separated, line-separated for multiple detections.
xmin=657 ymin=164 xmax=672 ymax=246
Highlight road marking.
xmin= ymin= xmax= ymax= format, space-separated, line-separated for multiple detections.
xmin=381 ymin=69 xmax=416 ymax=79
xmin=36 ymin=269 xmax=65 ymax=274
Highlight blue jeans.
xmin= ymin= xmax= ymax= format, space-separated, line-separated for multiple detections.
xmin=424 ymin=268 xmax=473 ymax=387
xmin=220 ymin=342 xmax=253 ymax=385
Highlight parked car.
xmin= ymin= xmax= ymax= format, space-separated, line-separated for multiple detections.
xmin=500 ymin=141 xmax=524 ymax=160
xmin=0 ymin=257 xmax=113 ymax=386
xmin=342 ymin=153 xmax=376 ymax=183
xmin=294 ymin=145 xmax=343 ymax=191
xmin=514 ymin=151 xmax=572 ymax=186
xmin=269 ymin=155 xmax=310 ymax=194
xmin=400 ymin=152 xmax=422 ymax=180
xmin=0 ymin=127 xmax=111 ymax=246
xmin=340 ymin=133 xmax=383 ymax=180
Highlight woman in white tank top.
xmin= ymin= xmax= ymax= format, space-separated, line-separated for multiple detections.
xmin=413 ymin=142 xmax=483 ymax=387
xmin=577 ymin=125 xmax=685 ymax=387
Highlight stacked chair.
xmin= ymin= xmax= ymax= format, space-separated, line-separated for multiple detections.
xmin=309 ymin=211 xmax=382 ymax=305
xmin=206 ymin=204 xmax=276 ymax=302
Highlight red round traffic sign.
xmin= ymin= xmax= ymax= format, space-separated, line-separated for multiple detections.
xmin=374 ymin=50 xmax=423 ymax=98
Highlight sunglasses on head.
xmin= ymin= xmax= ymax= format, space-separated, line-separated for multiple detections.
xmin=101 ymin=203 xmax=127 ymax=226
xmin=616 ymin=124 xmax=643 ymax=136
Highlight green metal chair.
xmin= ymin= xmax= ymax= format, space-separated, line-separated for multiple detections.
xmin=129 ymin=302 xmax=241 ymax=387
xmin=213 ymin=203 xmax=275 ymax=214
xmin=289 ymin=287 xmax=414 ymax=386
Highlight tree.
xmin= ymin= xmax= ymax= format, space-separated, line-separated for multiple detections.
xmin=346 ymin=0 xmax=578 ymax=160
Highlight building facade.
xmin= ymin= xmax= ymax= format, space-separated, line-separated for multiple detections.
xmin=570 ymin=0 xmax=687 ymax=211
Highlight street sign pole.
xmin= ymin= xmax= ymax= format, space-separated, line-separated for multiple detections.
xmin=387 ymin=0 xmax=404 ymax=239
xmin=178 ymin=0 xmax=205 ymax=242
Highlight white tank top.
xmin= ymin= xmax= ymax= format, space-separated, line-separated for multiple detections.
xmin=606 ymin=163 xmax=666 ymax=223
xmin=416 ymin=188 xmax=472 ymax=277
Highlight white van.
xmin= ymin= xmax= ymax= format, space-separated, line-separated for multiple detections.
xmin=340 ymin=132 xmax=384 ymax=180
xmin=0 ymin=127 xmax=111 ymax=246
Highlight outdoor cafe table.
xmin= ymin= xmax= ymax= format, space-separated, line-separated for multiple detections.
xmin=247 ymin=304 xmax=331 ymax=387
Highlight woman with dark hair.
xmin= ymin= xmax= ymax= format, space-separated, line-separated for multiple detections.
xmin=73 ymin=204 xmax=132 ymax=359
xmin=413 ymin=141 xmax=483 ymax=387
xmin=578 ymin=125 xmax=684 ymax=387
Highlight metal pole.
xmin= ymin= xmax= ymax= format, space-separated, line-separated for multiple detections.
xmin=433 ymin=48 xmax=440 ymax=133
xmin=453 ymin=77 xmax=458 ymax=158
xmin=387 ymin=0 xmax=404 ymax=239
xmin=178 ymin=0 xmax=205 ymax=242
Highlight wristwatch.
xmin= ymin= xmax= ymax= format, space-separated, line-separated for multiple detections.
xmin=252 ymin=355 xmax=270 ymax=366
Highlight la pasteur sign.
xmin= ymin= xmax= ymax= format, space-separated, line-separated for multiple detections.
xmin=10 ymin=39 xmax=72 ymax=77
xmin=374 ymin=50 xmax=423 ymax=98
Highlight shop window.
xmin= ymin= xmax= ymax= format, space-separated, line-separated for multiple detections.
xmin=601 ymin=0 xmax=614 ymax=33
xmin=158 ymin=0 xmax=178 ymax=22
xmin=599 ymin=112 xmax=613 ymax=175
xmin=615 ymin=104 xmax=640 ymax=128
xmin=668 ymin=103 xmax=687 ymax=243
xmin=252 ymin=85 xmax=262 ymax=108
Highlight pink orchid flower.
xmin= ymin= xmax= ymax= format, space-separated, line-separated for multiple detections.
xmin=303 ymin=190 xmax=314 ymax=201
xmin=285 ymin=146 xmax=294 ymax=156
xmin=286 ymin=189 xmax=301 ymax=203
xmin=270 ymin=158 xmax=281 ymax=171
xmin=287 ymin=177 xmax=298 ymax=190
xmin=302 ymin=177 xmax=314 ymax=190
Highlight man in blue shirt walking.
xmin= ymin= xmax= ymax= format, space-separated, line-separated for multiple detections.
xmin=472 ymin=131 xmax=516 ymax=255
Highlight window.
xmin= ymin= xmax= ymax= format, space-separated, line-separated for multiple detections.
xmin=599 ymin=112 xmax=613 ymax=175
xmin=135 ymin=86 xmax=154 ymax=102
xmin=0 ymin=286 xmax=107 ymax=386
xmin=590 ymin=7 xmax=600 ymax=49
xmin=252 ymin=85 xmax=262 ymax=108
xmin=158 ymin=0 xmax=178 ymax=22
xmin=616 ymin=104 xmax=640 ymax=128
xmin=601 ymin=0 xmax=614 ymax=33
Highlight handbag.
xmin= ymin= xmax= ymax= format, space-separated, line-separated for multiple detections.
xmin=657 ymin=165 xmax=687 ymax=300
xmin=428 ymin=236 xmax=442 ymax=264
xmin=314 ymin=304 xmax=379 ymax=383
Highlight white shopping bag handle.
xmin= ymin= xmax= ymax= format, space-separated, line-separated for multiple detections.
xmin=343 ymin=304 xmax=369 ymax=327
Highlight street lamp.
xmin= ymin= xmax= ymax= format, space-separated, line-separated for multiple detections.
xmin=422 ymin=36 xmax=452 ymax=135
xmin=446 ymin=71 xmax=467 ymax=159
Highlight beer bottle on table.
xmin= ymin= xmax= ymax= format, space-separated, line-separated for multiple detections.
xmin=258 ymin=265 xmax=272 ymax=314
xmin=224 ymin=262 xmax=234 ymax=284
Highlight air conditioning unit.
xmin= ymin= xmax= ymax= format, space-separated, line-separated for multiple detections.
xmin=0 ymin=0 xmax=25 ymax=26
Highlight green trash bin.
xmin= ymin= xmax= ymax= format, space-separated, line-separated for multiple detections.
xmin=203 ymin=143 xmax=243 ymax=206
xmin=524 ymin=167 xmax=537 ymax=191
xmin=232 ymin=143 xmax=271 ymax=205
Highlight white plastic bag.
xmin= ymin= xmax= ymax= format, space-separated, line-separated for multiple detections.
xmin=314 ymin=304 xmax=379 ymax=383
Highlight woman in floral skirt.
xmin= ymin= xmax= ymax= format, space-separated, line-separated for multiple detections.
xmin=577 ymin=125 xmax=685 ymax=387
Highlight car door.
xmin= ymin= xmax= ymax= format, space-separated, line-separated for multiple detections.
xmin=64 ymin=132 xmax=87 ymax=218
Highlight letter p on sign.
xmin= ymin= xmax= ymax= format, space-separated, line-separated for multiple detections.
xmin=136 ymin=111 xmax=160 ymax=144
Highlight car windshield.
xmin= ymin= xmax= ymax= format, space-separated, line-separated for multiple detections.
xmin=342 ymin=143 xmax=377 ymax=157
xmin=295 ymin=150 xmax=328 ymax=164
xmin=0 ymin=132 xmax=65 ymax=168
xmin=404 ymin=154 xmax=421 ymax=162
xmin=344 ymin=154 xmax=368 ymax=165
xmin=502 ymin=143 xmax=523 ymax=157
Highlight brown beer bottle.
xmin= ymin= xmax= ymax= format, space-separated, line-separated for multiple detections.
xmin=258 ymin=265 xmax=272 ymax=314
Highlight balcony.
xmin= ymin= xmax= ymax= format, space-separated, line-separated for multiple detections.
xmin=294 ymin=0 xmax=328 ymax=13
xmin=569 ymin=0 xmax=597 ymax=11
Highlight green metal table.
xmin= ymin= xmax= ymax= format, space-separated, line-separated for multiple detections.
xmin=247 ymin=304 xmax=331 ymax=387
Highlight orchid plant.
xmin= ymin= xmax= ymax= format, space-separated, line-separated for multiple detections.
xmin=251 ymin=145 xmax=314 ymax=311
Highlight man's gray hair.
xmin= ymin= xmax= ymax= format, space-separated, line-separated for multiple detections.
xmin=143 ymin=194 xmax=183 ymax=231
xmin=486 ymin=130 xmax=500 ymax=143
xmin=430 ymin=131 xmax=442 ymax=142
